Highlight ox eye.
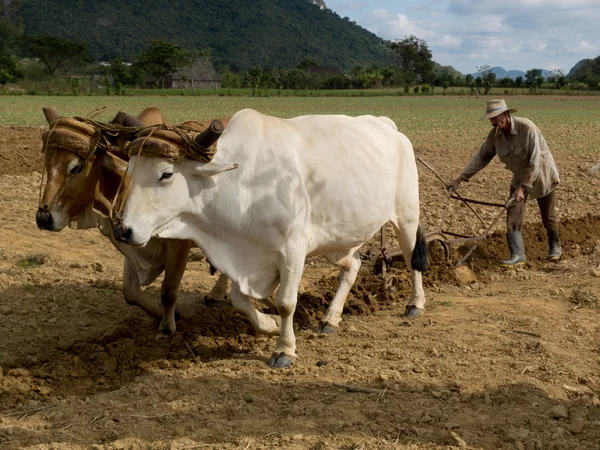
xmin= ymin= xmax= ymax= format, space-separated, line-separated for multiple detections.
xmin=70 ymin=165 xmax=83 ymax=174
xmin=160 ymin=172 xmax=173 ymax=181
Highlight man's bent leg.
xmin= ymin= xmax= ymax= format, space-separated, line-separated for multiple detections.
xmin=501 ymin=187 xmax=527 ymax=267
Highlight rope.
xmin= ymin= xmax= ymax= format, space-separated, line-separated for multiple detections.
xmin=127 ymin=123 xmax=218 ymax=163
xmin=111 ymin=126 xmax=160 ymax=222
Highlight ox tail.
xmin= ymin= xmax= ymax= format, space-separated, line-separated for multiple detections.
xmin=410 ymin=224 xmax=428 ymax=272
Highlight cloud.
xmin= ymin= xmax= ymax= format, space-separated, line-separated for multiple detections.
xmin=375 ymin=12 xmax=433 ymax=41
xmin=329 ymin=1 xmax=600 ymax=73
xmin=520 ymin=40 xmax=548 ymax=52
xmin=448 ymin=0 xmax=600 ymax=15
xmin=460 ymin=15 xmax=512 ymax=33
xmin=437 ymin=35 xmax=462 ymax=50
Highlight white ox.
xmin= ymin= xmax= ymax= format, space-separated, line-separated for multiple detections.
xmin=116 ymin=109 xmax=427 ymax=368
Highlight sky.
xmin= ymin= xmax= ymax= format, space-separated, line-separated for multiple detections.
xmin=325 ymin=0 xmax=600 ymax=75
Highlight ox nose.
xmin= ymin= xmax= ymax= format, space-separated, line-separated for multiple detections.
xmin=113 ymin=223 xmax=133 ymax=244
xmin=36 ymin=207 xmax=53 ymax=230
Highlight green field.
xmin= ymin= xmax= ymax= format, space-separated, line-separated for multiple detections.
xmin=2 ymin=95 xmax=600 ymax=155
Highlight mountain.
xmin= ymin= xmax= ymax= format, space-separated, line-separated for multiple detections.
xmin=14 ymin=0 xmax=392 ymax=71
xmin=567 ymin=59 xmax=589 ymax=78
xmin=471 ymin=66 xmax=551 ymax=80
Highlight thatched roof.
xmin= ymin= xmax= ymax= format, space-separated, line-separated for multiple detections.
xmin=170 ymin=57 xmax=221 ymax=82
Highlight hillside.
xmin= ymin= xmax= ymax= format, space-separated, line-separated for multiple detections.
xmin=568 ymin=59 xmax=589 ymax=78
xmin=15 ymin=0 xmax=392 ymax=71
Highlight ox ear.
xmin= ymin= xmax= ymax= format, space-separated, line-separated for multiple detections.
xmin=193 ymin=162 xmax=239 ymax=178
xmin=97 ymin=151 xmax=127 ymax=175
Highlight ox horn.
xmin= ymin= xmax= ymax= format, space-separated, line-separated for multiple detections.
xmin=42 ymin=107 xmax=60 ymax=124
xmin=111 ymin=111 xmax=144 ymax=127
xmin=194 ymin=120 xmax=224 ymax=149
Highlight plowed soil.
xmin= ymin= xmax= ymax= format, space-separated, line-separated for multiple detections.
xmin=1 ymin=124 xmax=600 ymax=450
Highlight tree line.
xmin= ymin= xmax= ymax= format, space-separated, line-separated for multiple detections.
xmin=2 ymin=2 xmax=599 ymax=94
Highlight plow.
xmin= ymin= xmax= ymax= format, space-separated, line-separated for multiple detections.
xmin=376 ymin=157 xmax=515 ymax=276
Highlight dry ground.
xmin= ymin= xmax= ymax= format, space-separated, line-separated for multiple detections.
xmin=1 ymin=125 xmax=600 ymax=450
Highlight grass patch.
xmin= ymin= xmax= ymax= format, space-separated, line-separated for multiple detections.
xmin=16 ymin=255 xmax=46 ymax=269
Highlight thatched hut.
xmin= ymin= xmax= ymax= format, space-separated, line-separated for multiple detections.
xmin=167 ymin=57 xmax=221 ymax=89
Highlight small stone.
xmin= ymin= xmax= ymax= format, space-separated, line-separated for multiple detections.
xmin=505 ymin=427 xmax=530 ymax=442
xmin=454 ymin=265 xmax=477 ymax=286
xmin=0 ymin=305 xmax=13 ymax=315
xmin=92 ymin=262 xmax=105 ymax=272
xmin=431 ymin=391 xmax=443 ymax=399
xmin=421 ymin=415 xmax=433 ymax=423
xmin=592 ymin=420 xmax=600 ymax=427
xmin=57 ymin=338 xmax=75 ymax=351
xmin=566 ymin=419 xmax=585 ymax=434
xmin=188 ymin=250 xmax=205 ymax=262
xmin=0 ymin=352 xmax=18 ymax=369
xmin=549 ymin=405 xmax=569 ymax=419
xmin=316 ymin=360 xmax=328 ymax=367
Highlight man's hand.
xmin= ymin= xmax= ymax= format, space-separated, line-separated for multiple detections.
xmin=448 ymin=177 xmax=462 ymax=193
xmin=515 ymin=185 xmax=526 ymax=202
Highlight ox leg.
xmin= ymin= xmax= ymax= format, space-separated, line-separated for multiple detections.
xmin=204 ymin=273 xmax=230 ymax=308
xmin=157 ymin=240 xmax=192 ymax=338
xmin=268 ymin=257 xmax=305 ymax=368
xmin=230 ymin=283 xmax=280 ymax=335
xmin=394 ymin=222 xmax=426 ymax=318
xmin=317 ymin=251 xmax=361 ymax=334
xmin=122 ymin=258 xmax=163 ymax=319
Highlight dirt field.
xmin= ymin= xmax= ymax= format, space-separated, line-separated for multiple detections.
xmin=1 ymin=122 xmax=600 ymax=450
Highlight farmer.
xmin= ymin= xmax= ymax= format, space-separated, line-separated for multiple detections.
xmin=448 ymin=99 xmax=561 ymax=267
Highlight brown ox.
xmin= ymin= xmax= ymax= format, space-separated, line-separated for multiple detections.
xmin=36 ymin=107 xmax=229 ymax=337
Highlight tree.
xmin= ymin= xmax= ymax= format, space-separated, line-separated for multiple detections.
xmin=514 ymin=76 xmax=523 ymax=88
xmin=465 ymin=74 xmax=473 ymax=85
xmin=525 ymin=68 xmax=544 ymax=91
xmin=136 ymin=39 xmax=193 ymax=89
xmin=296 ymin=56 xmax=319 ymax=71
xmin=0 ymin=0 xmax=23 ymax=85
xmin=548 ymin=69 xmax=567 ymax=89
xmin=20 ymin=35 xmax=88 ymax=76
xmin=477 ymin=64 xmax=496 ymax=94
xmin=391 ymin=35 xmax=433 ymax=83
xmin=108 ymin=58 xmax=143 ymax=91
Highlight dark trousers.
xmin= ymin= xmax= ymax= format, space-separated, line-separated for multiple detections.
xmin=506 ymin=187 xmax=558 ymax=233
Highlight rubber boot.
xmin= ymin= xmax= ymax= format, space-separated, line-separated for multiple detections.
xmin=499 ymin=231 xmax=526 ymax=267
xmin=547 ymin=230 xmax=561 ymax=261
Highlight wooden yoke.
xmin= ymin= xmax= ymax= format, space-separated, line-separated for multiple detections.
xmin=194 ymin=119 xmax=225 ymax=149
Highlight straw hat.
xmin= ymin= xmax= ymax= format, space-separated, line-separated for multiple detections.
xmin=479 ymin=99 xmax=517 ymax=120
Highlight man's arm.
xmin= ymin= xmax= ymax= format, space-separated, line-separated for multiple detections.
xmin=460 ymin=135 xmax=496 ymax=181
xmin=449 ymin=135 xmax=496 ymax=191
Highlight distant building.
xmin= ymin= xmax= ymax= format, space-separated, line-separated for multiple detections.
xmin=165 ymin=57 xmax=221 ymax=89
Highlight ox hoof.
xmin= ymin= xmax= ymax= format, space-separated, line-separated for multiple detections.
xmin=204 ymin=295 xmax=229 ymax=308
xmin=267 ymin=352 xmax=295 ymax=369
xmin=155 ymin=331 xmax=172 ymax=340
xmin=316 ymin=321 xmax=336 ymax=334
xmin=403 ymin=305 xmax=423 ymax=318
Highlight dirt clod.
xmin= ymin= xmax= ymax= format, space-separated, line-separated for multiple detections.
xmin=550 ymin=405 xmax=569 ymax=419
